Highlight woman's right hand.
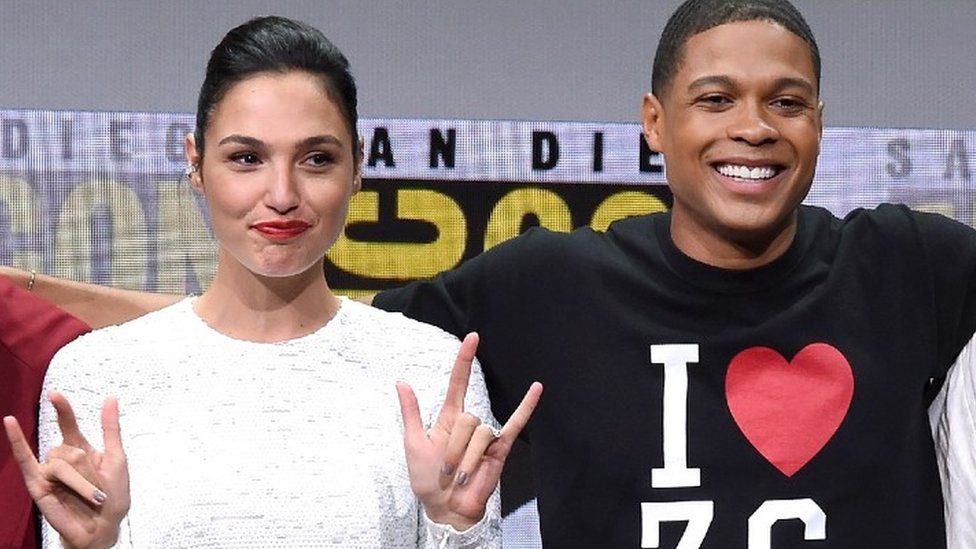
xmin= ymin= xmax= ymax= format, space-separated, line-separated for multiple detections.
xmin=3 ymin=392 xmax=129 ymax=549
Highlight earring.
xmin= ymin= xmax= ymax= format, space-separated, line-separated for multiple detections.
xmin=183 ymin=164 xmax=198 ymax=177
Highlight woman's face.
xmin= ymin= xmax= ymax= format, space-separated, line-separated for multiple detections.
xmin=186 ymin=70 xmax=360 ymax=279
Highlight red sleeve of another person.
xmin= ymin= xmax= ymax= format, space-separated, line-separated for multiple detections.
xmin=0 ymin=275 xmax=90 ymax=549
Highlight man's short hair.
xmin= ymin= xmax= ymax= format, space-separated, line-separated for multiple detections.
xmin=651 ymin=0 xmax=821 ymax=97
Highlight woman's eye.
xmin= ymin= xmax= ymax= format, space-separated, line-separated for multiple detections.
xmin=305 ymin=153 xmax=335 ymax=167
xmin=230 ymin=152 xmax=260 ymax=165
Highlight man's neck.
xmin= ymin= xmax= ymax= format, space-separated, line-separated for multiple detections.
xmin=670 ymin=211 xmax=799 ymax=270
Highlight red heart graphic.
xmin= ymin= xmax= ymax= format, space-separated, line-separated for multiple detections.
xmin=725 ymin=343 xmax=854 ymax=477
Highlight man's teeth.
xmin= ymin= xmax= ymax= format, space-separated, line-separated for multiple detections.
xmin=715 ymin=164 xmax=777 ymax=180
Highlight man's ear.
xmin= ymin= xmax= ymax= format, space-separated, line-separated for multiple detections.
xmin=642 ymin=93 xmax=666 ymax=153
xmin=184 ymin=133 xmax=204 ymax=192
xmin=816 ymin=100 xmax=825 ymax=143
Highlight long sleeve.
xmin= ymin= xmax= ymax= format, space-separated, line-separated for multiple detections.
xmin=421 ymin=505 xmax=500 ymax=549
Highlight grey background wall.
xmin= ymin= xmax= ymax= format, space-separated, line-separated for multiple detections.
xmin=1 ymin=1 xmax=973 ymax=129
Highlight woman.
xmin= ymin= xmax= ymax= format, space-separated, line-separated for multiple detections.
xmin=3 ymin=16 xmax=541 ymax=548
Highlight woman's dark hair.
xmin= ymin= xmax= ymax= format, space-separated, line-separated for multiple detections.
xmin=195 ymin=16 xmax=359 ymax=160
xmin=652 ymin=0 xmax=820 ymax=98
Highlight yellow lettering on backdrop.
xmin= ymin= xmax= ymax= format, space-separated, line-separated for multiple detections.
xmin=155 ymin=181 xmax=217 ymax=293
xmin=484 ymin=187 xmax=571 ymax=250
xmin=590 ymin=191 xmax=667 ymax=232
xmin=329 ymin=189 xmax=466 ymax=279
xmin=911 ymin=201 xmax=955 ymax=219
xmin=0 ymin=175 xmax=42 ymax=270
xmin=54 ymin=179 xmax=147 ymax=288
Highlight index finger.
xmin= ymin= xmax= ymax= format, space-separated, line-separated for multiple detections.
xmin=101 ymin=397 xmax=124 ymax=458
xmin=3 ymin=416 xmax=42 ymax=480
xmin=50 ymin=391 xmax=94 ymax=453
xmin=396 ymin=382 xmax=427 ymax=444
xmin=436 ymin=332 xmax=479 ymax=421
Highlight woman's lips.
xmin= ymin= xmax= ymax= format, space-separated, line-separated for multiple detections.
xmin=252 ymin=220 xmax=311 ymax=240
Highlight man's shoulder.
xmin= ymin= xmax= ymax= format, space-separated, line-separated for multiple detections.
xmin=834 ymin=203 xmax=976 ymax=243
xmin=491 ymin=212 xmax=662 ymax=260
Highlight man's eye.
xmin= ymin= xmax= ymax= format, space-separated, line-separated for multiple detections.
xmin=698 ymin=95 xmax=732 ymax=108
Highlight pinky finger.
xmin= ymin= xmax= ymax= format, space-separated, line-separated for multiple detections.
xmin=42 ymin=458 xmax=108 ymax=506
xmin=499 ymin=382 xmax=544 ymax=442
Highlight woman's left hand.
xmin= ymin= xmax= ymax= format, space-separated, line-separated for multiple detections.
xmin=397 ymin=332 xmax=543 ymax=531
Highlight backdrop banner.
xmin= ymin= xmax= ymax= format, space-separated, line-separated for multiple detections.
xmin=1 ymin=109 xmax=974 ymax=296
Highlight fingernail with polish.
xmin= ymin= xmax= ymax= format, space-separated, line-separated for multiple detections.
xmin=93 ymin=489 xmax=107 ymax=504
xmin=456 ymin=471 xmax=469 ymax=486
xmin=442 ymin=463 xmax=456 ymax=476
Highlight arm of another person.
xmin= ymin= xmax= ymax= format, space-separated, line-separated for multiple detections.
xmin=930 ymin=338 xmax=976 ymax=549
xmin=0 ymin=267 xmax=180 ymax=330
xmin=914 ymin=208 xmax=976 ymax=548
xmin=0 ymin=273 xmax=91 ymax=549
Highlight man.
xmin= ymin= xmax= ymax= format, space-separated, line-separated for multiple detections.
xmin=370 ymin=1 xmax=975 ymax=546
xmin=5 ymin=0 xmax=975 ymax=546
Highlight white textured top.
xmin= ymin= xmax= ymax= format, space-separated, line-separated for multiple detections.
xmin=39 ymin=297 xmax=500 ymax=548
xmin=930 ymin=332 xmax=976 ymax=549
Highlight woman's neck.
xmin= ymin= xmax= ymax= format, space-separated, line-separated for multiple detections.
xmin=194 ymin=259 xmax=339 ymax=343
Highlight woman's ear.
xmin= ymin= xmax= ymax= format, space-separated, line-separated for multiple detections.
xmin=353 ymin=136 xmax=365 ymax=193
xmin=184 ymin=132 xmax=203 ymax=192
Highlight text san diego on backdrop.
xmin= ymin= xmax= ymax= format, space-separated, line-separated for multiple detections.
xmin=0 ymin=109 xmax=973 ymax=298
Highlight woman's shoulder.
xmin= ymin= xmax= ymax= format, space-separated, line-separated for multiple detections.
xmin=52 ymin=297 xmax=196 ymax=363
xmin=332 ymin=298 xmax=490 ymax=418
xmin=342 ymin=299 xmax=457 ymax=341
xmin=333 ymin=298 xmax=464 ymax=367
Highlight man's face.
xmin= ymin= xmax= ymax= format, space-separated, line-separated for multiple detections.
xmin=643 ymin=20 xmax=822 ymax=265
